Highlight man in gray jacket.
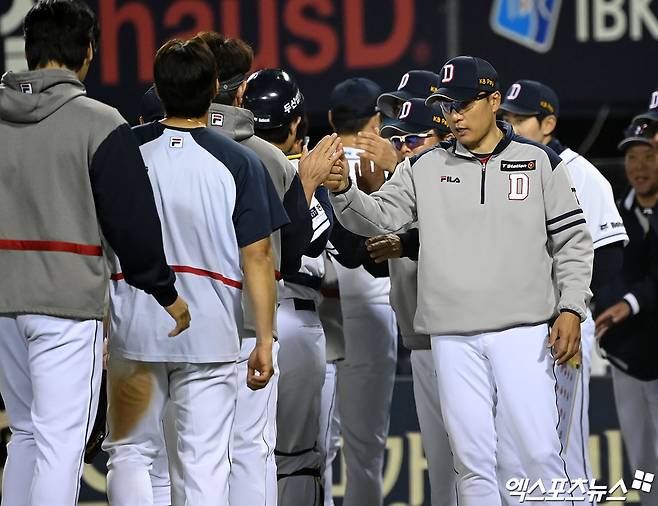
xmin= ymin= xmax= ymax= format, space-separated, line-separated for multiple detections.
xmin=0 ymin=1 xmax=190 ymax=505
xmin=325 ymin=56 xmax=593 ymax=505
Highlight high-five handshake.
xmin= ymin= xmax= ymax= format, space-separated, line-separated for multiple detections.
xmin=324 ymin=151 xmax=351 ymax=193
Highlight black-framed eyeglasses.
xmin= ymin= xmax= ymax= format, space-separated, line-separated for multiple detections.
xmin=439 ymin=92 xmax=492 ymax=115
xmin=389 ymin=132 xmax=435 ymax=151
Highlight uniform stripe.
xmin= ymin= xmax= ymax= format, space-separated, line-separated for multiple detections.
xmin=547 ymin=219 xmax=587 ymax=236
xmin=0 ymin=239 xmax=102 ymax=256
xmin=111 ymin=265 xmax=243 ymax=289
xmin=546 ymin=209 xmax=583 ymax=226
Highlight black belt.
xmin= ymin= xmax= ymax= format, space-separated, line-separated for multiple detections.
xmin=293 ymin=298 xmax=316 ymax=312
xmin=284 ymin=272 xmax=322 ymax=290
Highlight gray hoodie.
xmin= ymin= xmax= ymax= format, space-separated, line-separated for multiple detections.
xmin=0 ymin=69 xmax=176 ymax=320
xmin=330 ymin=123 xmax=593 ymax=336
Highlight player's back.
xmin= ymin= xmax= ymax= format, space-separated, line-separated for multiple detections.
xmin=109 ymin=123 xmax=260 ymax=363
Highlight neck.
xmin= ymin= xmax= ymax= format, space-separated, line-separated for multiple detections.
xmin=467 ymin=124 xmax=504 ymax=154
xmin=543 ymin=135 xmax=554 ymax=146
xmin=161 ymin=113 xmax=208 ymax=129
xmin=337 ymin=133 xmax=358 ymax=148
xmin=636 ymin=190 xmax=658 ymax=209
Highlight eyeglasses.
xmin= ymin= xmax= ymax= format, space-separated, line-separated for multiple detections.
xmin=439 ymin=92 xmax=492 ymax=115
xmin=389 ymin=132 xmax=435 ymax=151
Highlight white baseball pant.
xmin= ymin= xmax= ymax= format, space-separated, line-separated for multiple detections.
xmin=431 ymin=324 xmax=571 ymax=506
xmin=318 ymin=362 xmax=340 ymax=506
xmin=333 ymin=302 xmax=398 ymax=506
xmin=229 ymin=337 xmax=280 ymax=506
xmin=410 ymin=350 xmax=457 ymax=506
xmin=0 ymin=315 xmax=102 ymax=506
xmin=497 ymin=317 xmax=597 ymax=505
xmin=612 ymin=366 xmax=658 ymax=506
xmin=275 ymin=298 xmax=327 ymax=506
xmin=104 ymin=355 xmax=237 ymax=506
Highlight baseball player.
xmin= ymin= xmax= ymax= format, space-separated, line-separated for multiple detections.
xmin=244 ymin=69 xmax=337 ymax=505
xmin=103 ymin=37 xmax=288 ymax=505
xmin=499 ymin=80 xmax=629 ymax=503
xmin=377 ymin=70 xmax=442 ymax=119
xmin=201 ymin=37 xmax=340 ymax=506
xmin=366 ymin=99 xmax=457 ymax=506
xmin=325 ymin=56 xmax=593 ymax=505
xmin=0 ymin=2 xmax=189 ymax=505
xmin=325 ymin=77 xmax=399 ymax=506
xmin=596 ymin=117 xmax=658 ymax=506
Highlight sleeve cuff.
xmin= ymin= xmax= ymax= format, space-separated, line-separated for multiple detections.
xmin=330 ymin=177 xmax=352 ymax=196
xmin=623 ymin=293 xmax=641 ymax=315
xmin=151 ymin=284 xmax=178 ymax=307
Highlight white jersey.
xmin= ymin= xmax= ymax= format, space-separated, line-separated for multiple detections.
xmin=334 ymin=147 xmax=390 ymax=308
xmin=558 ymin=145 xmax=629 ymax=249
xmin=109 ymin=123 xmax=287 ymax=363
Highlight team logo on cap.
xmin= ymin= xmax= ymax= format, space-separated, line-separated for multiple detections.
xmin=169 ymin=136 xmax=184 ymax=148
xmin=19 ymin=83 xmax=32 ymax=94
xmin=441 ymin=64 xmax=454 ymax=83
xmin=507 ymin=83 xmax=522 ymax=100
xmin=398 ymin=73 xmax=410 ymax=90
xmin=651 ymin=91 xmax=658 ymax=110
xmin=398 ymin=101 xmax=412 ymax=119
xmin=210 ymin=112 xmax=224 ymax=127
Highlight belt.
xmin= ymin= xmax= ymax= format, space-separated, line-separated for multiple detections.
xmin=283 ymin=272 xmax=322 ymax=291
xmin=293 ymin=298 xmax=316 ymax=312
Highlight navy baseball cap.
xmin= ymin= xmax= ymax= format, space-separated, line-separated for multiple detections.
xmin=426 ymin=56 xmax=499 ymax=106
xmin=140 ymin=85 xmax=165 ymax=122
xmin=617 ymin=116 xmax=657 ymax=151
xmin=380 ymin=98 xmax=450 ymax=138
xmin=330 ymin=78 xmax=381 ymax=122
xmin=500 ymin=80 xmax=559 ymax=117
xmin=377 ymin=70 xmax=440 ymax=118
xmin=635 ymin=89 xmax=658 ymax=122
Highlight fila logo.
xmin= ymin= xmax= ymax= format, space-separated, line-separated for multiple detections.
xmin=398 ymin=101 xmax=412 ymax=119
xmin=508 ymin=173 xmax=529 ymax=200
xmin=169 ymin=136 xmax=184 ymax=148
xmin=210 ymin=112 xmax=224 ymax=127
xmin=441 ymin=64 xmax=454 ymax=83
xmin=440 ymin=175 xmax=460 ymax=183
xmin=507 ymin=83 xmax=522 ymax=100
xmin=398 ymin=73 xmax=409 ymax=90
xmin=19 ymin=83 xmax=32 ymax=94
xmin=651 ymin=91 xmax=658 ymax=110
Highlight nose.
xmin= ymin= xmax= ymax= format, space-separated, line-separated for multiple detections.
xmin=400 ymin=144 xmax=412 ymax=156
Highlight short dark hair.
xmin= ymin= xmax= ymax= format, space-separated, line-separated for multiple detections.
xmin=24 ymin=0 xmax=99 ymax=71
xmin=332 ymin=114 xmax=377 ymax=136
xmin=256 ymin=121 xmax=296 ymax=145
xmin=296 ymin=113 xmax=309 ymax=141
xmin=154 ymin=37 xmax=217 ymax=119
xmin=197 ymin=31 xmax=253 ymax=105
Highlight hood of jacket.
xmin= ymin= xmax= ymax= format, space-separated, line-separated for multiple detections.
xmin=0 ymin=68 xmax=86 ymax=124
xmin=208 ymin=102 xmax=255 ymax=142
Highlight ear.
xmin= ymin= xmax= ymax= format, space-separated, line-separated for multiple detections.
xmin=139 ymin=115 xmax=145 ymax=125
xmin=541 ymin=115 xmax=557 ymax=137
xmin=327 ymin=110 xmax=335 ymax=131
xmin=490 ymin=91 xmax=502 ymax=113
xmin=86 ymin=42 xmax=94 ymax=64
xmin=235 ymin=81 xmax=248 ymax=107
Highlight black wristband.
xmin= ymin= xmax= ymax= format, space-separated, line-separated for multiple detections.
xmin=331 ymin=177 xmax=352 ymax=196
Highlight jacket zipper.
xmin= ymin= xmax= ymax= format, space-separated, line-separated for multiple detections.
xmin=477 ymin=158 xmax=490 ymax=205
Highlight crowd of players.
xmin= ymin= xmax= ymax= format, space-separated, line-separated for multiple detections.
xmin=1 ymin=1 xmax=658 ymax=506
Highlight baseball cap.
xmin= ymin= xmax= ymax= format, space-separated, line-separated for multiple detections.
xmin=380 ymin=98 xmax=450 ymax=138
xmin=426 ymin=56 xmax=499 ymax=106
xmin=140 ymin=84 xmax=165 ymax=122
xmin=635 ymin=89 xmax=658 ymax=122
xmin=329 ymin=78 xmax=381 ymax=122
xmin=500 ymin=80 xmax=559 ymax=117
xmin=617 ymin=116 xmax=657 ymax=151
xmin=377 ymin=70 xmax=440 ymax=118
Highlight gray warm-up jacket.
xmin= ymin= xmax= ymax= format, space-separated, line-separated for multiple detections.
xmin=330 ymin=122 xmax=593 ymax=337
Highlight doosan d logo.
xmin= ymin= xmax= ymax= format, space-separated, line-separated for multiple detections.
xmin=507 ymin=83 xmax=522 ymax=100
xmin=442 ymin=64 xmax=455 ymax=83
xmin=398 ymin=73 xmax=410 ymax=90
xmin=650 ymin=91 xmax=658 ymax=110
xmin=398 ymin=101 xmax=412 ymax=119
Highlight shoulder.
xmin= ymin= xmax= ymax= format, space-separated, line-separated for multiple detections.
xmin=131 ymin=121 xmax=165 ymax=146
xmin=71 ymin=96 xmax=126 ymax=129
xmin=409 ymin=145 xmax=441 ymax=168
xmin=510 ymin=135 xmax=562 ymax=171
xmin=562 ymin=149 xmax=611 ymax=190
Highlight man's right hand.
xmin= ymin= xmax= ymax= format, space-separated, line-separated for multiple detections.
xmin=247 ymin=341 xmax=274 ymax=390
xmin=366 ymin=234 xmax=403 ymax=263
xmin=164 ymin=296 xmax=191 ymax=337
xmin=324 ymin=154 xmax=350 ymax=193
xmin=298 ymin=133 xmax=343 ymax=191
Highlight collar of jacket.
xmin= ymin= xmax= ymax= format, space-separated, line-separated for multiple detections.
xmin=442 ymin=120 xmax=515 ymax=160
xmin=547 ymin=138 xmax=567 ymax=156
